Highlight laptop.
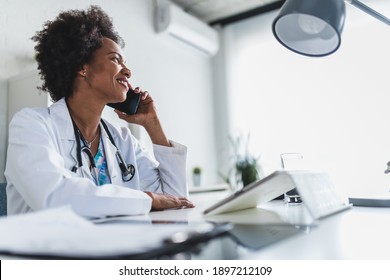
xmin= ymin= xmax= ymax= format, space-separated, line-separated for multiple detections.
xmin=203 ymin=170 xmax=351 ymax=219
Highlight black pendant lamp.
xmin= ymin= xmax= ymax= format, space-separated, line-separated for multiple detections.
xmin=272 ymin=0 xmax=390 ymax=57
xmin=272 ymin=0 xmax=345 ymax=57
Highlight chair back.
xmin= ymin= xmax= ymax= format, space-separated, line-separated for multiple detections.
xmin=0 ymin=182 xmax=7 ymax=216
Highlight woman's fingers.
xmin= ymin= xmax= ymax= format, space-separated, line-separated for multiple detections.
xmin=146 ymin=192 xmax=195 ymax=210
xmin=133 ymin=87 xmax=148 ymax=100
xmin=179 ymin=197 xmax=195 ymax=208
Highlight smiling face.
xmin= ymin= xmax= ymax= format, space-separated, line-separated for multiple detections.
xmin=83 ymin=37 xmax=131 ymax=103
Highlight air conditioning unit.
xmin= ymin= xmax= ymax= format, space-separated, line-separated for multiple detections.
xmin=154 ymin=0 xmax=219 ymax=56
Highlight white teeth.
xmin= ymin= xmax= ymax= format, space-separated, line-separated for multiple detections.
xmin=116 ymin=79 xmax=129 ymax=90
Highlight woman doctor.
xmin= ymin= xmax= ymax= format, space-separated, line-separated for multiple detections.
xmin=4 ymin=6 xmax=194 ymax=217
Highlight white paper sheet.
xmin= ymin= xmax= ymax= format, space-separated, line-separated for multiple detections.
xmin=0 ymin=206 xmax=213 ymax=258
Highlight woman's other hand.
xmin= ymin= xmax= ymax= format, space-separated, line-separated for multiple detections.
xmin=145 ymin=192 xmax=195 ymax=211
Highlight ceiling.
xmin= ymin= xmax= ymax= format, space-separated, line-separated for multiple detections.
xmin=171 ymin=0 xmax=284 ymax=25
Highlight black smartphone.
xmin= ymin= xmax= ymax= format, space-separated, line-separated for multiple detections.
xmin=107 ymin=88 xmax=141 ymax=115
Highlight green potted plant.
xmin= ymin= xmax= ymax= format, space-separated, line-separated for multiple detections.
xmin=192 ymin=166 xmax=202 ymax=187
xmin=221 ymin=133 xmax=261 ymax=191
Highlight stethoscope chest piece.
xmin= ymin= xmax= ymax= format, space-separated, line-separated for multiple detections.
xmin=122 ymin=164 xmax=135 ymax=182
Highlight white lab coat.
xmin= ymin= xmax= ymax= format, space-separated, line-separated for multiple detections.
xmin=4 ymin=98 xmax=188 ymax=218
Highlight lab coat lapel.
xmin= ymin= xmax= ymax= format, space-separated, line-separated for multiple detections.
xmin=48 ymin=98 xmax=79 ymax=172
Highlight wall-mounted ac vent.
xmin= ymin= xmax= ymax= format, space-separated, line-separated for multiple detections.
xmin=154 ymin=0 xmax=220 ymax=56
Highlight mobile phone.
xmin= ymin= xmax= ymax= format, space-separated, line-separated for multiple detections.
xmin=107 ymin=88 xmax=141 ymax=115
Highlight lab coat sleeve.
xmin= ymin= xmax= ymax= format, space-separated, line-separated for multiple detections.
xmin=151 ymin=141 xmax=188 ymax=198
xmin=5 ymin=108 xmax=152 ymax=218
xmin=114 ymin=124 xmax=188 ymax=198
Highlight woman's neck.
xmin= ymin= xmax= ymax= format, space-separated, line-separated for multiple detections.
xmin=66 ymin=96 xmax=102 ymax=142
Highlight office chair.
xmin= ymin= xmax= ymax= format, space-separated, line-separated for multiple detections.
xmin=0 ymin=182 xmax=7 ymax=216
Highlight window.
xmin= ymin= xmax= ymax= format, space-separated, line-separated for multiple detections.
xmin=217 ymin=6 xmax=390 ymax=197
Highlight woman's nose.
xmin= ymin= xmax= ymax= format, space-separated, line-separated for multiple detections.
xmin=121 ymin=66 xmax=131 ymax=78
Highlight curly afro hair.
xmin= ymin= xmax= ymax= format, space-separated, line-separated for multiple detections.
xmin=32 ymin=5 xmax=125 ymax=102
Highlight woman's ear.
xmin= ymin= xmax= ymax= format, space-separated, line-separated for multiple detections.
xmin=78 ymin=67 xmax=87 ymax=77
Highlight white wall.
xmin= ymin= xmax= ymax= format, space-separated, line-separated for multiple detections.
xmin=0 ymin=79 xmax=7 ymax=182
xmin=219 ymin=1 xmax=390 ymax=199
xmin=0 ymin=0 xmax=219 ymax=186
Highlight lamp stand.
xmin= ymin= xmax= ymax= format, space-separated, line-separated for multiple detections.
xmin=346 ymin=0 xmax=390 ymax=26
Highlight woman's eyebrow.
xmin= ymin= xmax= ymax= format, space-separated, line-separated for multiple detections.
xmin=108 ymin=51 xmax=126 ymax=62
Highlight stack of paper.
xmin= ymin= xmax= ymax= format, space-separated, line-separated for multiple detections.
xmin=0 ymin=206 xmax=222 ymax=259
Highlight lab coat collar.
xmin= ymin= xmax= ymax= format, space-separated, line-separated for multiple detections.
xmin=48 ymin=98 xmax=75 ymax=141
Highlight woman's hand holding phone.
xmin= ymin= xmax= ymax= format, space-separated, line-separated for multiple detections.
xmin=113 ymin=88 xmax=170 ymax=147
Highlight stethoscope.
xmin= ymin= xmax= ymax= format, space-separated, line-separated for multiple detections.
xmin=70 ymin=118 xmax=135 ymax=184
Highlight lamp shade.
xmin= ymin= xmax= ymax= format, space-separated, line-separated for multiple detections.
xmin=272 ymin=0 xmax=346 ymax=57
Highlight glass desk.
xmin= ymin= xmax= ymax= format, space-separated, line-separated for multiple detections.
xmin=148 ymin=191 xmax=390 ymax=260
xmin=1 ymin=190 xmax=390 ymax=259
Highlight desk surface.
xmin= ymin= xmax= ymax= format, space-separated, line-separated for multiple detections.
xmin=1 ymin=190 xmax=390 ymax=260
xmin=227 ymin=203 xmax=390 ymax=260
xmin=98 ymin=190 xmax=390 ymax=260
